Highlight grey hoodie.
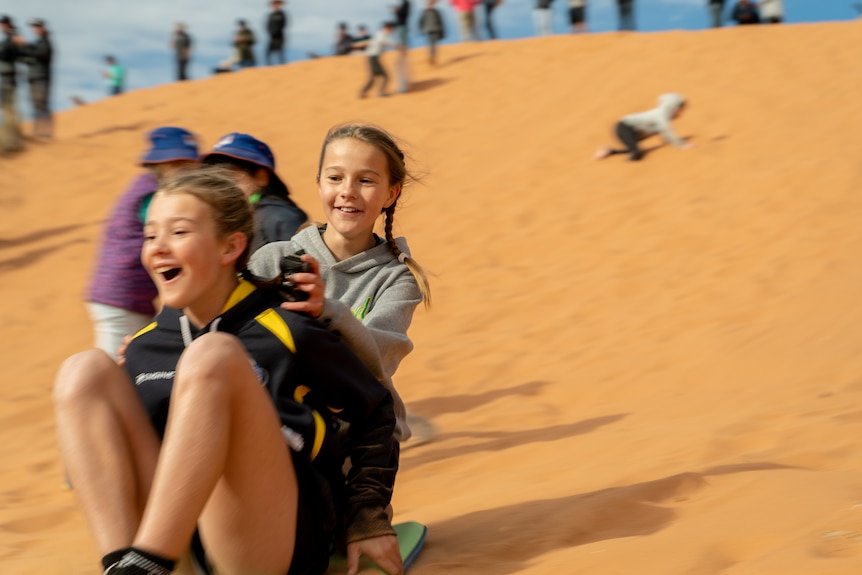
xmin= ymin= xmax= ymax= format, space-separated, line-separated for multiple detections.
xmin=248 ymin=225 xmax=422 ymax=441
xmin=620 ymin=93 xmax=686 ymax=147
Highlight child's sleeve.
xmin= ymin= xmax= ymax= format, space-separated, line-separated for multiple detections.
xmin=656 ymin=118 xmax=685 ymax=148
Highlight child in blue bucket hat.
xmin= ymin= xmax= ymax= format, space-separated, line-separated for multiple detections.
xmin=85 ymin=126 xmax=199 ymax=358
xmin=201 ymin=132 xmax=308 ymax=250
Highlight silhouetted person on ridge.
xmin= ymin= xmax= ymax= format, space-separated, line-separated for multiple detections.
xmin=17 ymin=18 xmax=53 ymax=138
xmin=334 ymin=22 xmax=355 ymax=55
xmin=419 ymin=0 xmax=446 ymax=64
xmin=235 ymin=19 xmax=257 ymax=67
xmin=483 ymin=0 xmax=502 ymax=39
xmin=0 ymin=15 xmax=23 ymax=153
xmin=617 ymin=0 xmax=635 ymax=31
xmin=265 ymin=0 xmax=287 ymax=64
xmin=730 ymin=0 xmax=760 ymax=24
xmin=102 ymin=55 xmax=125 ymax=95
xmin=172 ymin=22 xmax=192 ymax=81
xmin=708 ymin=0 xmax=725 ymax=28
xmin=758 ymin=0 xmax=783 ymax=23
xmin=569 ymin=0 xmax=587 ymax=33
xmin=392 ymin=0 xmax=411 ymax=47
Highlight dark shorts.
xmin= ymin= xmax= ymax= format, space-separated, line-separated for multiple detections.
xmin=289 ymin=450 xmax=339 ymax=575
xmin=195 ymin=448 xmax=340 ymax=575
xmin=368 ymin=55 xmax=387 ymax=76
xmin=569 ymin=7 xmax=585 ymax=25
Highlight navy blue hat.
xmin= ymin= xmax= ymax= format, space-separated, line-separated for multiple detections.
xmin=140 ymin=127 xmax=199 ymax=165
xmin=202 ymin=133 xmax=276 ymax=172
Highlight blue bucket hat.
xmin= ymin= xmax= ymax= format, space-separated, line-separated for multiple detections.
xmin=140 ymin=127 xmax=199 ymax=165
xmin=201 ymin=132 xmax=276 ymax=172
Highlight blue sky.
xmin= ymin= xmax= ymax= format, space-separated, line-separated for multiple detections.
xmin=4 ymin=0 xmax=859 ymax=114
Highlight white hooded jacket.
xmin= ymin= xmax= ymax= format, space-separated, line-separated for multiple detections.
xmin=619 ymin=93 xmax=686 ymax=147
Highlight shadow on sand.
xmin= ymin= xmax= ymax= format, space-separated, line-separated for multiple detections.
xmin=410 ymin=380 xmax=551 ymax=417
xmin=442 ymin=53 xmax=482 ymax=67
xmin=0 ymin=239 xmax=90 ymax=273
xmin=406 ymin=78 xmax=451 ymax=93
xmin=0 ymin=224 xmax=91 ymax=250
xmin=418 ymin=462 xmax=800 ymax=574
xmin=78 ymin=122 xmax=147 ymax=139
xmin=403 ymin=412 xmax=628 ymax=468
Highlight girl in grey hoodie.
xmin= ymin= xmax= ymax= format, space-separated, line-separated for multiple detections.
xmin=594 ymin=93 xmax=692 ymax=161
xmin=249 ymin=124 xmax=432 ymax=444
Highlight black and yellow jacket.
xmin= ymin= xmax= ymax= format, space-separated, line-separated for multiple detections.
xmin=124 ymin=279 xmax=398 ymax=543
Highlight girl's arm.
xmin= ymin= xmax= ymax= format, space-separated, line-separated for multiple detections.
xmin=318 ymin=275 xmax=421 ymax=382
xmin=248 ymin=242 xmax=422 ymax=381
xmin=292 ymin=319 xmax=398 ymax=541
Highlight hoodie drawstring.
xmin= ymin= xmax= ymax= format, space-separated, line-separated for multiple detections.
xmin=179 ymin=315 xmax=222 ymax=348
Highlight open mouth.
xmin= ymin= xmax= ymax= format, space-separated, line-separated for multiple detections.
xmin=155 ymin=267 xmax=181 ymax=281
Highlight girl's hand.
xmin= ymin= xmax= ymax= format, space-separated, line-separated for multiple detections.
xmin=115 ymin=334 xmax=134 ymax=367
xmin=346 ymin=534 xmax=403 ymax=575
xmin=279 ymin=254 xmax=325 ymax=318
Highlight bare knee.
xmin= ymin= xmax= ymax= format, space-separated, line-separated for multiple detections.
xmin=53 ymin=349 xmax=123 ymax=408
xmin=173 ymin=333 xmax=253 ymax=397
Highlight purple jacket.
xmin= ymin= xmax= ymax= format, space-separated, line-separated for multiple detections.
xmin=86 ymin=172 xmax=159 ymax=316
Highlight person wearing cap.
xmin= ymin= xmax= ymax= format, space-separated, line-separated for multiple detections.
xmin=234 ymin=19 xmax=257 ymax=67
xmin=0 ymin=15 xmax=23 ymax=153
xmin=265 ymin=0 xmax=288 ymax=65
xmin=202 ymin=133 xmax=308 ymax=251
xmin=16 ymin=18 xmax=53 ymax=138
xmin=85 ymin=127 xmax=199 ymax=358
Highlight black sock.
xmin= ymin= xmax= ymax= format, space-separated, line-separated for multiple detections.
xmin=104 ymin=547 xmax=175 ymax=575
xmin=102 ymin=548 xmax=131 ymax=571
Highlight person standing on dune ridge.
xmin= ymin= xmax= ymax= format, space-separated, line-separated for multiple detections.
xmin=265 ymin=0 xmax=288 ymax=64
xmin=171 ymin=22 xmax=192 ymax=81
xmin=0 ymin=15 xmax=23 ymax=153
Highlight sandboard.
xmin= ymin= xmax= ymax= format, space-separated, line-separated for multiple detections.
xmin=327 ymin=521 xmax=427 ymax=574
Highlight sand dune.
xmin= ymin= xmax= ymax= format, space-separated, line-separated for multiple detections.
xmin=2 ymin=20 xmax=862 ymax=574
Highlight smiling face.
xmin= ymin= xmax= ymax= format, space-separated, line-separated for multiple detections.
xmin=142 ymin=191 xmax=245 ymax=327
xmin=318 ymin=137 xmax=400 ymax=259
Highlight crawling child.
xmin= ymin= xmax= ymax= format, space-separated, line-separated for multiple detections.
xmin=594 ymin=93 xmax=693 ymax=161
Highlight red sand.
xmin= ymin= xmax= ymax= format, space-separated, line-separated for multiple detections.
xmin=2 ymin=21 xmax=862 ymax=574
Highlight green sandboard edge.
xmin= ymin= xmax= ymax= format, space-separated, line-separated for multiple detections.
xmin=327 ymin=521 xmax=427 ymax=574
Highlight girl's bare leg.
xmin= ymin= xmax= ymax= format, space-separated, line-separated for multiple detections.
xmin=134 ymin=333 xmax=298 ymax=575
xmin=53 ymin=349 xmax=161 ymax=554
